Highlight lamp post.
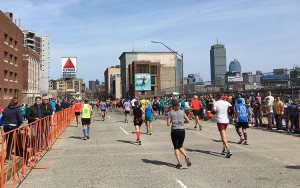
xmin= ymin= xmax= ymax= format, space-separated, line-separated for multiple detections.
xmin=151 ymin=41 xmax=184 ymax=94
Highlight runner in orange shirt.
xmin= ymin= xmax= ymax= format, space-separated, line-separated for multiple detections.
xmin=190 ymin=95 xmax=202 ymax=130
xmin=74 ymin=100 xmax=82 ymax=127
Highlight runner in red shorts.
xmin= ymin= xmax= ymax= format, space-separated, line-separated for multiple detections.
xmin=213 ymin=93 xmax=232 ymax=158
xmin=74 ymin=100 xmax=82 ymax=127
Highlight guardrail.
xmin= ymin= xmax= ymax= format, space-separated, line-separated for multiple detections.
xmin=0 ymin=107 xmax=75 ymax=188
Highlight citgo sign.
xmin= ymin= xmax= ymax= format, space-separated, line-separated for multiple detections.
xmin=62 ymin=57 xmax=77 ymax=73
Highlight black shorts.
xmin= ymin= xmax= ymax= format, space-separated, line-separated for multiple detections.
xmin=125 ymin=111 xmax=130 ymax=114
xmin=235 ymin=122 xmax=249 ymax=129
xmin=75 ymin=112 xmax=81 ymax=116
xmin=101 ymin=109 xmax=106 ymax=112
xmin=81 ymin=118 xmax=91 ymax=125
xmin=134 ymin=117 xmax=143 ymax=126
xmin=171 ymin=129 xmax=185 ymax=149
xmin=193 ymin=110 xmax=201 ymax=117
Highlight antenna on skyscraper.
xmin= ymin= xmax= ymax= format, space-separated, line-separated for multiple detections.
xmin=217 ymin=37 xmax=219 ymax=44
xmin=132 ymin=41 xmax=135 ymax=52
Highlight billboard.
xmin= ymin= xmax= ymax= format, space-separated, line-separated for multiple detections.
xmin=135 ymin=74 xmax=151 ymax=91
xmin=62 ymin=57 xmax=77 ymax=73
xmin=228 ymin=76 xmax=243 ymax=82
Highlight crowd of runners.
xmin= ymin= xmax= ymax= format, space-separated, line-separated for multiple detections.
xmin=69 ymin=91 xmax=299 ymax=168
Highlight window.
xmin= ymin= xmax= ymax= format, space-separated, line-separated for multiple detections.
xmin=151 ymin=86 xmax=157 ymax=91
xmin=9 ymin=89 xmax=13 ymax=97
xmin=4 ymin=51 xmax=8 ymax=62
xmin=151 ymin=76 xmax=156 ymax=84
xmin=9 ymin=37 xmax=13 ymax=46
xmin=151 ymin=66 xmax=157 ymax=74
xmin=4 ymin=70 xmax=8 ymax=80
xmin=9 ymin=54 xmax=13 ymax=64
xmin=4 ymin=88 xmax=7 ymax=99
xmin=9 ymin=71 xmax=13 ymax=81
xmin=14 ymin=41 xmax=17 ymax=49
xmin=136 ymin=64 xmax=149 ymax=73
xmin=4 ymin=33 xmax=8 ymax=44
xmin=14 ymin=73 xmax=17 ymax=82
xmin=14 ymin=57 xmax=17 ymax=66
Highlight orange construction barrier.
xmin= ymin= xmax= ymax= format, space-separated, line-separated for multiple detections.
xmin=0 ymin=107 xmax=75 ymax=188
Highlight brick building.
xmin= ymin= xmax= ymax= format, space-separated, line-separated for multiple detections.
xmin=128 ymin=61 xmax=161 ymax=99
xmin=0 ymin=11 xmax=24 ymax=106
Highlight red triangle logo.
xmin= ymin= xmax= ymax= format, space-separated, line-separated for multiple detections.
xmin=63 ymin=58 xmax=75 ymax=68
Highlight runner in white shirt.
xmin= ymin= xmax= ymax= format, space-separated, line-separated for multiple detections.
xmin=213 ymin=93 xmax=233 ymax=158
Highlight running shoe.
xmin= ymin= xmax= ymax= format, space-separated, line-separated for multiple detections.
xmin=84 ymin=137 xmax=87 ymax=140
xmin=243 ymin=141 xmax=249 ymax=145
xmin=176 ymin=164 xmax=182 ymax=169
xmin=221 ymin=148 xmax=227 ymax=155
xmin=139 ymin=140 xmax=141 ymax=145
xmin=149 ymin=132 xmax=152 ymax=135
xmin=199 ymin=125 xmax=202 ymax=131
xmin=185 ymin=156 xmax=191 ymax=167
xmin=194 ymin=126 xmax=197 ymax=129
xmin=238 ymin=138 xmax=244 ymax=144
xmin=225 ymin=152 xmax=233 ymax=158
xmin=87 ymin=135 xmax=90 ymax=139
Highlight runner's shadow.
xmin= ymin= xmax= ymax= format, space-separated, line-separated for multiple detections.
xmin=94 ymin=119 xmax=104 ymax=121
xmin=116 ymin=140 xmax=135 ymax=145
xmin=285 ymin=165 xmax=300 ymax=170
xmin=211 ymin=139 xmax=237 ymax=144
xmin=131 ymin=132 xmax=148 ymax=135
xmin=186 ymin=148 xmax=224 ymax=158
xmin=69 ymin=136 xmax=83 ymax=140
xmin=141 ymin=159 xmax=176 ymax=168
xmin=116 ymin=121 xmax=125 ymax=123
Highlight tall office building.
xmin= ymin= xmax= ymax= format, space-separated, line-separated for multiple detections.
xmin=37 ymin=36 xmax=50 ymax=94
xmin=210 ymin=44 xmax=226 ymax=85
xmin=229 ymin=59 xmax=241 ymax=73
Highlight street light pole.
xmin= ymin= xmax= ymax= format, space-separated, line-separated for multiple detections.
xmin=151 ymin=41 xmax=184 ymax=94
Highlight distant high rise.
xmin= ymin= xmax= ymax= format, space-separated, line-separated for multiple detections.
xmin=229 ymin=59 xmax=241 ymax=73
xmin=89 ymin=79 xmax=100 ymax=91
xmin=210 ymin=44 xmax=226 ymax=85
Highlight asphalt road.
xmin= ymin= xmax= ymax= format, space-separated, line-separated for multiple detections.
xmin=19 ymin=109 xmax=300 ymax=188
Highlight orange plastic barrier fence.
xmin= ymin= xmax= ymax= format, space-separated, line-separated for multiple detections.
xmin=0 ymin=107 xmax=75 ymax=188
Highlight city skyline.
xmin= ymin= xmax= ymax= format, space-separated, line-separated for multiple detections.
xmin=1 ymin=0 xmax=299 ymax=82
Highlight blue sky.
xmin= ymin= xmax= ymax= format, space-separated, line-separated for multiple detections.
xmin=1 ymin=0 xmax=300 ymax=83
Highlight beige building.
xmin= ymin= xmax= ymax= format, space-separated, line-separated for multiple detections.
xmin=49 ymin=78 xmax=84 ymax=100
xmin=110 ymin=74 xmax=121 ymax=99
xmin=119 ymin=52 xmax=178 ymax=98
xmin=104 ymin=66 xmax=120 ymax=98
xmin=22 ymin=47 xmax=40 ymax=104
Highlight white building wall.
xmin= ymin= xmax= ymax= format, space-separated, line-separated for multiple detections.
xmin=40 ymin=36 xmax=50 ymax=94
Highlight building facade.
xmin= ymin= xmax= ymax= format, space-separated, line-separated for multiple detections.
xmin=110 ymin=74 xmax=121 ymax=99
xmin=22 ymin=47 xmax=40 ymax=105
xmin=119 ymin=52 xmax=177 ymax=98
xmin=89 ymin=79 xmax=100 ymax=91
xmin=36 ymin=36 xmax=50 ymax=94
xmin=104 ymin=66 xmax=120 ymax=98
xmin=0 ymin=11 xmax=24 ymax=106
xmin=210 ymin=44 xmax=227 ymax=86
xmin=128 ymin=61 xmax=161 ymax=99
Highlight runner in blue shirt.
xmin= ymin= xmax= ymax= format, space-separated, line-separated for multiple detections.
xmin=235 ymin=98 xmax=250 ymax=145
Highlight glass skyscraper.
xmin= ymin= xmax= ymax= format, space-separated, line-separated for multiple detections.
xmin=229 ymin=59 xmax=241 ymax=73
xmin=210 ymin=44 xmax=226 ymax=85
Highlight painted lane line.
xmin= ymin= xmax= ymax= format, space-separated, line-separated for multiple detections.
xmin=188 ymin=130 xmax=295 ymax=166
xmin=120 ymin=127 xmax=129 ymax=134
xmin=175 ymin=180 xmax=188 ymax=188
xmin=107 ymin=116 xmax=111 ymax=118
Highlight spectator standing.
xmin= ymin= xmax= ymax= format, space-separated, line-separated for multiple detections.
xmin=20 ymin=104 xmax=27 ymax=121
xmin=273 ymin=96 xmax=284 ymax=130
xmin=265 ymin=98 xmax=274 ymax=130
xmin=159 ymin=97 xmax=165 ymax=115
xmin=2 ymin=97 xmax=23 ymax=163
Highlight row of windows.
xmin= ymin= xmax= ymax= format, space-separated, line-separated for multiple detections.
xmin=0 ymin=88 xmax=19 ymax=99
xmin=3 ymin=70 xmax=18 ymax=82
xmin=4 ymin=51 xmax=18 ymax=66
xmin=4 ymin=33 xmax=18 ymax=49
xmin=136 ymin=65 xmax=158 ymax=74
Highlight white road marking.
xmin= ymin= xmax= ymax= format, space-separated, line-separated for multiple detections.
xmin=120 ymin=127 xmax=129 ymax=134
xmin=107 ymin=116 xmax=111 ymax=118
xmin=175 ymin=180 xmax=188 ymax=188
xmin=188 ymin=130 xmax=295 ymax=166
